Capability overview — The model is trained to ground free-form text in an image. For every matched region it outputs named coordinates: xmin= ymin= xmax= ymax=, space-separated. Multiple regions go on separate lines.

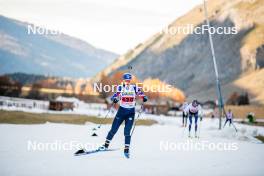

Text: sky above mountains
xmin=0 ymin=0 xmax=201 ymax=54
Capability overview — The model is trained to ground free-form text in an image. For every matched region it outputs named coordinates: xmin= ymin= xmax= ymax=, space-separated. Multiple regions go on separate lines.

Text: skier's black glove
xmin=200 ymin=117 xmax=203 ymax=121
xmin=112 ymin=97 xmax=119 ymax=104
xmin=143 ymin=96 xmax=148 ymax=102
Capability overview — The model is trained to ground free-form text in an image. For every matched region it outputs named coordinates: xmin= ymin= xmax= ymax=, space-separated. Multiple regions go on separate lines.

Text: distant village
xmin=0 ymin=72 xmax=252 ymax=117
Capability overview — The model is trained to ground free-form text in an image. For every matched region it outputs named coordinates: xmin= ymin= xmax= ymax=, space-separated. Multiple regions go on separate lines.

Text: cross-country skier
xmin=184 ymin=100 xmax=202 ymax=138
xmin=223 ymin=109 xmax=233 ymax=127
xmin=99 ymin=73 xmax=148 ymax=158
xmin=181 ymin=102 xmax=188 ymax=127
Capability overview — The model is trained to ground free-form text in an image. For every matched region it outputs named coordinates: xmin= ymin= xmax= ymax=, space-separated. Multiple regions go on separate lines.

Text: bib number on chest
xmin=121 ymin=97 xmax=134 ymax=102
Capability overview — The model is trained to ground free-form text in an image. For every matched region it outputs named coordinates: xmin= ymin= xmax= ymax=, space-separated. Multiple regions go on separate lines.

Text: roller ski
xmin=74 ymin=145 xmax=117 ymax=156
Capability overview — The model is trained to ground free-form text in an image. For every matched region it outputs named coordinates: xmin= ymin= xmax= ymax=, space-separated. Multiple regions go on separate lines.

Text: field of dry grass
xmin=0 ymin=110 xmax=157 ymax=126
xmin=225 ymin=105 xmax=264 ymax=119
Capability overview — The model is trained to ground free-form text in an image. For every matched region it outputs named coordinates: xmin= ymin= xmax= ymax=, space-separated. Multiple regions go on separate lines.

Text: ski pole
xmin=97 ymin=103 xmax=115 ymax=129
xmin=181 ymin=124 xmax=187 ymax=138
xmin=222 ymin=108 xmax=228 ymax=129
xmin=231 ymin=122 xmax=238 ymax=132
xmin=181 ymin=117 xmax=188 ymax=138
xmin=223 ymin=121 xmax=226 ymax=129
xmin=198 ymin=117 xmax=202 ymax=138
xmin=130 ymin=103 xmax=144 ymax=136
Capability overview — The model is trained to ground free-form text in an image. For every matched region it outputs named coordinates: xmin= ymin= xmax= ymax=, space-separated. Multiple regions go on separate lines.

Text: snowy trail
xmin=0 ymin=118 xmax=263 ymax=176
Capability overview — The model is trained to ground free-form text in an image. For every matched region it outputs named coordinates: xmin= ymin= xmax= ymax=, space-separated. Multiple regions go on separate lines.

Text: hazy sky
xmin=0 ymin=0 xmax=202 ymax=54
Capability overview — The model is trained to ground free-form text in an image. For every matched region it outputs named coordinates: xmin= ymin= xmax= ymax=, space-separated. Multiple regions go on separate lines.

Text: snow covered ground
xmin=0 ymin=117 xmax=264 ymax=176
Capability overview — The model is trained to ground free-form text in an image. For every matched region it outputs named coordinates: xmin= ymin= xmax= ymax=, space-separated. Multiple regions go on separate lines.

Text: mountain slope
xmin=96 ymin=0 xmax=264 ymax=104
xmin=0 ymin=15 xmax=118 ymax=78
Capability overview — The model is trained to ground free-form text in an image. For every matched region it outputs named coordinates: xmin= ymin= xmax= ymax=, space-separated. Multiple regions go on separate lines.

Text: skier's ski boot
xmin=98 ymin=140 xmax=110 ymax=151
xmin=188 ymin=132 xmax=191 ymax=138
xmin=124 ymin=147 xmax=130 ymax=159
xmin=195 ymin=132 xmax=198 ymax=138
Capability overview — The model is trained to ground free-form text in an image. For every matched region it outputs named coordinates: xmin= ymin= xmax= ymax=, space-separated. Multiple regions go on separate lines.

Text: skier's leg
xmin=185 ymin=113 xmax=188 ymax=127
xmin=188 ymin=114 xmax=192 ymax=132
xmin=229 ymin=119 xmax=232 ymax=126
xmin=188 ymin=114 xmax=192 ymax=136
xmin=124 ymin=115 xmax=135 ymax=147
xmin=194 ymin=113 xmax=198 ymax=132
xmin=104 ymin=116 xmax=124 ymax=148
xmin=182 ymin=112 xmax=185 ymax=126
xmin=184 ymin=113 xmax=187 ymax=127
xmin=123 ymin=114 xmax=135 ymax=158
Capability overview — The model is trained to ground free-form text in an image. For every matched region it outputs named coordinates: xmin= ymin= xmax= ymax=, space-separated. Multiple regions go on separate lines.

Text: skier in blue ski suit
xmin=184 ymin=100 xmax=202 ymax=137
xmin=100 ymin=73 xmax=148 ymax=158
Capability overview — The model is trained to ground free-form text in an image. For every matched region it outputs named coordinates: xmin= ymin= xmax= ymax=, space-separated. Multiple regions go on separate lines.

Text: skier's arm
xmin=110 ymin=85 xmax=122 ymax=103
xmin=184 ymin=104 xmax=190 ymax=115
xmin=180 ymin=104 xmax=185 ymax=111
xmin=135 ymin=85 xmax=148 ymax=102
